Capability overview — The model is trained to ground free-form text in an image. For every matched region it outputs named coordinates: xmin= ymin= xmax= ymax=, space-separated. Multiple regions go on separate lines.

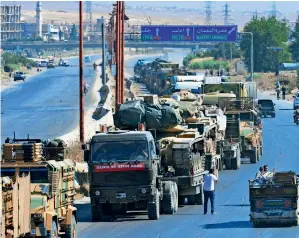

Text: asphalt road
xmin=75 ymin=95 xmax=299 ymax=237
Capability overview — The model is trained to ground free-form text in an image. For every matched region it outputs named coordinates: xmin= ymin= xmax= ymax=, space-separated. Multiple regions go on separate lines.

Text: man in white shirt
xmin=203 ymin=168 xmax=218 ymax=214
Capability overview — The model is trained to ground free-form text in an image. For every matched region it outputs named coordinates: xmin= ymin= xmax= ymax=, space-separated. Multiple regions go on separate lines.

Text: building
xmin=22 ymin=22 xmax=48 ymax=39
xmin=1 ymin=5 xmax=22 ymax=40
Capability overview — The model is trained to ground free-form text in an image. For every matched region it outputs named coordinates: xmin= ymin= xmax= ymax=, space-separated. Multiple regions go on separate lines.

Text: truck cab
xmin=84 ymin=128 xmax=178 ymax=221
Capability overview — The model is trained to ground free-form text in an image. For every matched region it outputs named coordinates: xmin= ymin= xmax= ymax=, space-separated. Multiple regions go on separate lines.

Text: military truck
xmin=1 ymin=174 xmax=31 ymax=238
xmin=249 ymin=171 xmax=299 ymax=227
xmin=1 ymin=136 xmax=77 ymax=238
xmin=218 ymin=97 xmax=263 ymax=164
xmin=83 ymin=126 xmax=179 ymax=221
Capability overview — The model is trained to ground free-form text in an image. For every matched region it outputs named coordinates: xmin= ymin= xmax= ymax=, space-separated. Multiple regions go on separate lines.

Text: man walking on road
xmin=203 ymin=168 xmax=218 ymax=215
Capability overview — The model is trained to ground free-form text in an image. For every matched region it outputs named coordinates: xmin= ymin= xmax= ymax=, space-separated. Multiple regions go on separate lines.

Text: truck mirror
xmin=293 ymin=95 xmax=295 ymax=98
xmin=84 ymin=150 xmax=89 ymax=162
xmin=148 ymin=169 xmax=154 ymax=181
xmin=81 ymin=144 xmax=86 ymax=150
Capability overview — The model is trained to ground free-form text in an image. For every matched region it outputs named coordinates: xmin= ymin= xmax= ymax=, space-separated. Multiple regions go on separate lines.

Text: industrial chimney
xmin=36 ymin=1 xmax=42 ymax=38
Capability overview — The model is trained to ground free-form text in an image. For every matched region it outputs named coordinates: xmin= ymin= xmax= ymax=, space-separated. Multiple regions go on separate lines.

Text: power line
xmin=204 ymin=1 xmax=212 ymax=25
xmin=223 ymin=2 xmax=232 ymax=25
xmin=85 ymin=1 xmax=93 ymax=33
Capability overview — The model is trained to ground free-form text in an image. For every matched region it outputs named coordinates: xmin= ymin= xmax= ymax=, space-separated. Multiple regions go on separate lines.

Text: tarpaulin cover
xmin=114 ymin=100 xmax=182 ymax=129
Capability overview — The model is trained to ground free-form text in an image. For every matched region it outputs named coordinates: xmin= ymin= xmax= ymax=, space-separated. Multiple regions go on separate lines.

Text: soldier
xmin=281 ymin=85 xmax=286 ymax=100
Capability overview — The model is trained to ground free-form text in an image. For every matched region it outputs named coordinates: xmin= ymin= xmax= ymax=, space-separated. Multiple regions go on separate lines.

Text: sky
xmin=4 ymin=1 xmax=299 ymax=15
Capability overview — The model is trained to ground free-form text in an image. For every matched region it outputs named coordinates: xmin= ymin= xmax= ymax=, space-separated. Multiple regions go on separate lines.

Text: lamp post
xmin=239 ymin=32 xmax=253 ymax=81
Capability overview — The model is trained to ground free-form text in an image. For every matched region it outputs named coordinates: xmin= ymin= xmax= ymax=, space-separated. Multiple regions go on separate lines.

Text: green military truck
xmin=83 ymin=127 xmax=179 ymax=221
xmin=1 ymin=137 xmax=77 ymax=237
xmin=249 ymin=171 xmax=299 ymax=227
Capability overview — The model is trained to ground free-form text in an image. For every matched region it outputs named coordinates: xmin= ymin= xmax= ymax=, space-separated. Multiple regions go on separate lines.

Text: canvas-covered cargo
xmin=1 ymin=174 xmax=31 ymax=238
xmin=202 ymin=82 xmax=248 ymax=98
xmin=177 ymin=101 xmax=199 ymax=119
xmin=114 ymin=100 xmax=182 ymax=130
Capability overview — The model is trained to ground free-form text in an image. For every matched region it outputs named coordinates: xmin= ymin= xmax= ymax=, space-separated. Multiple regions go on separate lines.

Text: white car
xmin=293 ymin=92 xmax=299 ymax=109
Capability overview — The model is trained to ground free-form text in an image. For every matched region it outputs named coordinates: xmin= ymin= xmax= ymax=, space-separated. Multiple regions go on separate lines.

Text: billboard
xmin=141 ymin=25 xmax=238 ymax=43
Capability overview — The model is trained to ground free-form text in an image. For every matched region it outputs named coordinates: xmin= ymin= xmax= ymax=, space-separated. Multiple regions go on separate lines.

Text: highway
xmin=1 ymin=51 xmax=187 ymax=143
xmin=75 ymin=95 xmax=299 ymax=237
xmin=1 ymin=55 xmax=101 ymax=142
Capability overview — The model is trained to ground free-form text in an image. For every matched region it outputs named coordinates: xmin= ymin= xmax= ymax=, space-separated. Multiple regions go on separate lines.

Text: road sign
xmin=141 ymin=25 xmax=194 ymax=42
xmin=194 ymin=25 xmax=238 ymax=42
xmin=141 ymin=25 xmax=238 ymax=43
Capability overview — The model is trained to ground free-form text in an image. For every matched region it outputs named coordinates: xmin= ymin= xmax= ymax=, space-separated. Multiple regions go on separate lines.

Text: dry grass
xmin=190 ymin=57 xmax=214 ymax=64
xmin=66 ymin=139 xmax=83 ymax=162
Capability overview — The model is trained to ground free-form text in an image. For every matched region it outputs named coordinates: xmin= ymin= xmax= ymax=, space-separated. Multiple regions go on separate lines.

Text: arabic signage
xmin=94 ymin=163 xmax=145 ymax=172
xmin=141 ymin=25 xmax=194 ymax=42
xmin=141 ymin=25 xmax=238 ymax=42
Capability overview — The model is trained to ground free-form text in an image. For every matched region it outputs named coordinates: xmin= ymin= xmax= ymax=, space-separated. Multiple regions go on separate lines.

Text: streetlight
xmin=239 ymin=32 xmax=253 ymax=81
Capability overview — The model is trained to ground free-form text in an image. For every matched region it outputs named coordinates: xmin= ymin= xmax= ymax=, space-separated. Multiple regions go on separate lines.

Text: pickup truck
xmin=257 ymin=99 xmax=275 ymax=118
xmin=249 ymin=171 xmax=299 ymax=227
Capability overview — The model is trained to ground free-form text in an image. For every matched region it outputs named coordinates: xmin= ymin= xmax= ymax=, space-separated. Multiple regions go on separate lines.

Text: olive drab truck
xmin=1 ymin=136 xmax=77 ymax=238
xmin=249 ymin=171 xmax=299 ymax=227
xmin=218 ymin=97 xmax=263 ymax=164
xmin=83 ymin=125 xmax=179 ymax=221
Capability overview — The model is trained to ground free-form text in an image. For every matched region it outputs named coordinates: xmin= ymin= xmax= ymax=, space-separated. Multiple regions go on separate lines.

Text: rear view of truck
xmin=249 ymin=171 xmax=299 ymax=227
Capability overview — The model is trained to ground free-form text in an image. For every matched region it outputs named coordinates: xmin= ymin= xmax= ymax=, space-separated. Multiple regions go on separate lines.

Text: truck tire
xmin=250 ymin=150 xmax=258 ymax=164
xmin=64 ymin=215 xmax=76 ymax=238
xmin=173 ymin=183 xmax=179 ymax=212
xmin=232 ymin=148 xmax=241 ymax=170
xmin=187 ymin=195 xmax=196 ymax=205
xmin=163 ymin=182 xmax=175 ymax=214
xmin=47 ymin=221 xmax=58 ymax=238
xmin=148 ymin=192 xmax=160 ymax=220
xmin=271 ymin=113 xmax=276 ymax=118
xmin=195 ymin=185 xmax=204 ymax=205
xmin=224 ymin=159 xmax=232 ymax=170
xmin=219 ymin=158 xmax=224 ymax=171
xmin=91 ymin=204 xmax=111 ymax=222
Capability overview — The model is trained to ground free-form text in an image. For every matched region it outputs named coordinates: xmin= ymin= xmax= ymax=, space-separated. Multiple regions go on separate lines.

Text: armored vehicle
xmin=249 ymin=171 xmax=299 ymax=227
xmin=1 ymin=136 xmax=77 ymax=238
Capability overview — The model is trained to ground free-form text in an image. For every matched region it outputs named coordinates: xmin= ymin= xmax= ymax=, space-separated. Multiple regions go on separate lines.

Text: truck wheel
xmin=271 ymin=113 xmax=276 ymax=118
xmin=232 ymin=148 xmax=241 ymax=170
xmin=250 ymin=150 xmax=258 ymax=164
xmin=47 ymin=221 xmax=58 ymax=238
xmin=219 ymin=158 xmax=224 ymax=171
xmin=64 ymin=215 xmax=76 ymax=238
xmin=224 ymin=159 xmax=232 ymax=170
xmin=195 ymin=185 xmax=204 ymax=205
xmin=173 ymin=183 xmax=179 ymax=212
xmin=148 ymin=192 xmax=160 ymax=220
xmin=91 ymin=204 xmax=112 ymax=222
xmin=187 ymin=195 xmax=196 ymax=205
xmin=163 ymin=182 xmax=175 ymax=214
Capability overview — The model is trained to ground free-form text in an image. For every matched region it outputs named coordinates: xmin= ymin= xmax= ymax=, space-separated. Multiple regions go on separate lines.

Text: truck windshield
xmin=1 ymin=167 xmax=48 ymax=183
xmin=91 ymin=141 xmax=148 ymax=162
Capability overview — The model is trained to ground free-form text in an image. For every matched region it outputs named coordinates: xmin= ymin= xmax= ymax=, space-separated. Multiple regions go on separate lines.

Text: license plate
xmin=31 ymin=229 xmax=36 ymax=235
xmin=116 ymin=193 xmax=126 ymax=199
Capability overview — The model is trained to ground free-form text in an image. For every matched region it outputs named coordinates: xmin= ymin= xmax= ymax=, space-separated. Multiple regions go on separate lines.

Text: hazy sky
xmin=5 ymin=1 xmax=299 ymax=15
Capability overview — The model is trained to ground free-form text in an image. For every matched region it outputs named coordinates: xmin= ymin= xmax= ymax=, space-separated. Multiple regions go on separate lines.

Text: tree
xmin=70 ymin=24 xmax=78 ymax=40
xmin=240 ymin=16 xmax=290 ymax=73
xmin=290 ymin=23 xmax=299 ymax=62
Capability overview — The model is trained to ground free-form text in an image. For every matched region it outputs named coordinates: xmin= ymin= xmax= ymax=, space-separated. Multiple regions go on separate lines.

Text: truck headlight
xmin=141 ymin=188 xmax=147 ymax=194
xmin=95 ymin=190 xmax=100 ymax=196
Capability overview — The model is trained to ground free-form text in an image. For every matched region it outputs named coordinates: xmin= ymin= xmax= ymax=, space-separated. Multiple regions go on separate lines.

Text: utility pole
xmin=101 ymin=21 xmax=106 ymax=84
xmin=204 ymin=1 xmax=212 ymax=25
xmin=120 ymin=1 xmax=125 ymax=104
xmin=115 ymin=2 xmax=120 ymax=110
xmin=79 ymin=1 xmax=84 ymax=143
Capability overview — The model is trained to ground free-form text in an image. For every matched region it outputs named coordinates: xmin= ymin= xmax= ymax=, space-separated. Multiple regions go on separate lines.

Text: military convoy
xmin=1 ymin=136 xmax=77 ymax=238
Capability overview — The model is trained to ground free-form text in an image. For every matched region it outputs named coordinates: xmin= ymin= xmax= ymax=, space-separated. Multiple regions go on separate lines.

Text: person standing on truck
xmin=203 ymin=168 xmax=218 ymax=215
xmin=255 ymin=167 xmax=264 ymax=179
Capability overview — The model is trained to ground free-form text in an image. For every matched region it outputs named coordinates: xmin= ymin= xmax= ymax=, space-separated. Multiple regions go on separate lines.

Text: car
xmin=47 ymin=63 xmax=55 ymax=69
xmin=293 ymin=92 xmax=299 ymax=109
xmin=13 ymin=72 xmax=26 ymax=81
xmin=257 ymin=99 xmax=275 ymax=118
